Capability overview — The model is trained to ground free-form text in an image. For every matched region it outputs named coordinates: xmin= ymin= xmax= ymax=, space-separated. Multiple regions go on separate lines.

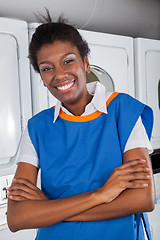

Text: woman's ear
xmin=84 ymin=56 xmax=90 ymax=74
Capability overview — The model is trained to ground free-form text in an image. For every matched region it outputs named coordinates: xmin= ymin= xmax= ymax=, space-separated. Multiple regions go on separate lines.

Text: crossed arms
xmin=7 ymin=148 xmax=155 ymax=232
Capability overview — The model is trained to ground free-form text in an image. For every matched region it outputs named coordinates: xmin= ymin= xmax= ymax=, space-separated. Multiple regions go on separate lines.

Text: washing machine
xmin=29 ymin=23 xmax=135 ymax=115
xmin=134 ymin=38 xmax=160 ymax=240
xmin=0 ymin=17 xmax=36 ymax=239
xmin=79 ymin=29 xmax=135 ymax=95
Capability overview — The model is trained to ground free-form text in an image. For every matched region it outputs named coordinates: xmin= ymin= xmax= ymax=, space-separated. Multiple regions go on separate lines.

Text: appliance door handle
xmin=159 ymin=79 xmax=160 ymax=110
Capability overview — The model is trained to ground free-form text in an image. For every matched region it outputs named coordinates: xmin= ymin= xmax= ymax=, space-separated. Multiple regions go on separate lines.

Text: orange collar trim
xmin=58 ymin=92 xmax=119 ymax=122
xmin=59 ymin=109 xmax=103 ymax=122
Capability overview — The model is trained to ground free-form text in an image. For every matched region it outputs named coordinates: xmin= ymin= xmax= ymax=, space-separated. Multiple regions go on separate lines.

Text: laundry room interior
xmin=0 ymin=0 xmax=160 ymax=239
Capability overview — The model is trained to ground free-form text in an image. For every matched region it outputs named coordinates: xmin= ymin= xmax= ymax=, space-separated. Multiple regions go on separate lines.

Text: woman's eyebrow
xmin=39 ymin=53 xmax=76 ymax=66
xmin=39 ymin=61 xmax=51 ymax=66
xmin=63 ymin=53 xmax=75 ymax=58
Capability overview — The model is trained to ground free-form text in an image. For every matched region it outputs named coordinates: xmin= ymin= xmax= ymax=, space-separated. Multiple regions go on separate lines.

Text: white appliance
xmin=134 ymin=38 xmax=160 ymax=240
xmin=79 ymin=29 xmax=135 ymax=95
xmin=29 ymin=23 xmax=135 ymax=115
xmin=134 ymin=38 xmax=160 ymax=150
xmin=0 ymin=17 xmax=36 ymax=239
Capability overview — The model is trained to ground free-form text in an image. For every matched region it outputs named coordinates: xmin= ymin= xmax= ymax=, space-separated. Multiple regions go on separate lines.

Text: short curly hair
xmin=29 ymin=12 xmax=90 ymax=73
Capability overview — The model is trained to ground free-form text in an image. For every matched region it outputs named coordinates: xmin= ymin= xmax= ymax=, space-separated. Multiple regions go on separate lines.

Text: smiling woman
xmin=7 ymin=12 xmax=155 ymax=240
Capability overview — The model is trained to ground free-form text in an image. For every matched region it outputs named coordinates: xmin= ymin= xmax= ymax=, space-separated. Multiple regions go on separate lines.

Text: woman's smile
xmin=55 ymin=80 xmax=75 ymax=91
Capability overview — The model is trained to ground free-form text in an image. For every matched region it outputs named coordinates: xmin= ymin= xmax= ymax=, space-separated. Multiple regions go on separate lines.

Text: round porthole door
xmin=86 ymin=65 xmax=115 ymax=92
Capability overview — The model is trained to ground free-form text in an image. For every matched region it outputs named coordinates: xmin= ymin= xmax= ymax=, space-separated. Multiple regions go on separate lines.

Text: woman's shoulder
xmin=106 ymin=92 xmax=139 ymax=107
xmin=107 ymin=92 xmax=144 ymax=107
xmin=28 ymin=106 xmax=55 ymax=126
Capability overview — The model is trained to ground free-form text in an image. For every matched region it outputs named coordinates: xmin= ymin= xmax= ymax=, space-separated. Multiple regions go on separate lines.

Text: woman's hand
xmin=7 ymin=178 xmax=48 ymax=201
xmin=95 ymin=159 xmax=151 ymax=204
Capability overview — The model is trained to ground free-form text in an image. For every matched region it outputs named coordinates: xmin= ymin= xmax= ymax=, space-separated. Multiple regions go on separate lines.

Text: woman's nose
xmin=55 ymin=66 xmax=68 ymax=81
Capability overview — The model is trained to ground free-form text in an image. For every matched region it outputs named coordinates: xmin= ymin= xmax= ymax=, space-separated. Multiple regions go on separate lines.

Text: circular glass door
xmin=86 ymin=65 xmax=114 ymax=92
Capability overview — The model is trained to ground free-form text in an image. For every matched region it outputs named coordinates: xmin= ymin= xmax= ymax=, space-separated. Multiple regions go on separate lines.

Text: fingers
xmin=113 ymin=165 xmax=150 ymax=178
xmin=126 ymin=181 xmax=149 ymax=189
xmin=111 ymin=159 xmax=151 ymax=188
xmin=7 ymin=193 xmax=29 ymax=201
xmin=7 ymin=178 xmax=48 ymax=201
xmin=123 ymin=172 xmax=151 ymax=182
xmin=8 ymin=187 xmax=36 ymax=201
xmin=118 ymin=159 xmax=146 ymax=170
xmin=9 ymin=180 xmax=36 ymax=194
xmin=114 ymin=174 xmax=150 ymax=191
xmin=7 ymin=178 xmax=36 ymax=200
xmin=113 ymin=158 xmax=151 ymax=178
xmin=12 ymin=178 xmax=38 ymax=190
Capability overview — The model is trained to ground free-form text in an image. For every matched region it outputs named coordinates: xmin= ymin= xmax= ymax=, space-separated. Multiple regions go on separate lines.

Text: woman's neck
xmin=62 ymin=92 xmax=93 ymax=116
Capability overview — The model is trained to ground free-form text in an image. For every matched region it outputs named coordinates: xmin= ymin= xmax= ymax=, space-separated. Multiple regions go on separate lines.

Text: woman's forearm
xmin=7 ymin=190 xmax=99 ymax=232
xmin=65 ymin=186 xmax=155 ymax=222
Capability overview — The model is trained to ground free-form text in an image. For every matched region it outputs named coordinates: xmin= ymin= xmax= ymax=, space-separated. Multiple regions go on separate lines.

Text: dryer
xmin=79 ymin=29 xmax=135 ymax=96
xmin=134 ymin=38 xmax=160 ymax=240
xmin=29 ymin=23 xmax=135 ymax=115
xmin=0 ymin=17 xmax=36 ymax=239
xmin=134 ymin=38 xmax=160 ymax=150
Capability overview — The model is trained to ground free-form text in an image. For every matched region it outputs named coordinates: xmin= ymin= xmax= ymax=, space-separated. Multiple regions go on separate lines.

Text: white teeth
xmin=57 ymin=81 xmax=74 ymax=91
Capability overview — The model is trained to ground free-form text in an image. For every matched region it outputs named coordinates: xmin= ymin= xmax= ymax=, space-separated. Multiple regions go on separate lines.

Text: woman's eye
xmin=41 ymin=66 xmax=53 ymax=72
xmin=63 ymin=59 xmax=74 ymax=65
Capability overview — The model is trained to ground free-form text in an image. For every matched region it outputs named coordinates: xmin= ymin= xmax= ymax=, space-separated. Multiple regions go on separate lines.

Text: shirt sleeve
xmin=17 ymin=127 xmax=40 ymax=168
xmin=124 ymin=116 xmax=153 ymax=154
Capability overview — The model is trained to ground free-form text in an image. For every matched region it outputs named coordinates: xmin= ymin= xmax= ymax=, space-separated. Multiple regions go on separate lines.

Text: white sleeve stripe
xmin=17 ymin=154 xmax=40 ymax=168
xmin=17 ymin=127 xmax=40 ymax=168
xmin=124 ymin=116 xmax=153 ymax=154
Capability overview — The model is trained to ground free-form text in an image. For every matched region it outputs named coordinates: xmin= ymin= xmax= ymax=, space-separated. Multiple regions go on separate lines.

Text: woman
xmin=7 ymin=15 xmax=155 ymax=240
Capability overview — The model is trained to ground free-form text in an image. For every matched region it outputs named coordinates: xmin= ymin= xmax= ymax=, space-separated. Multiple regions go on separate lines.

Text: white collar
xmin=53 ymin=81 xmax=108 ymax=123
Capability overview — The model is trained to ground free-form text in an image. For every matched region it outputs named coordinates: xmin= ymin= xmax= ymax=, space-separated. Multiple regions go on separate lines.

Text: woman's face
xmin=36 ymin=40 xmax=90 ymax=106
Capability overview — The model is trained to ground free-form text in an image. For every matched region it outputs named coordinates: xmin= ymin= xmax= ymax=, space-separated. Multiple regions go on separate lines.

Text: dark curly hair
xmin=29 ymin=10 xmax=90 ymax=73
